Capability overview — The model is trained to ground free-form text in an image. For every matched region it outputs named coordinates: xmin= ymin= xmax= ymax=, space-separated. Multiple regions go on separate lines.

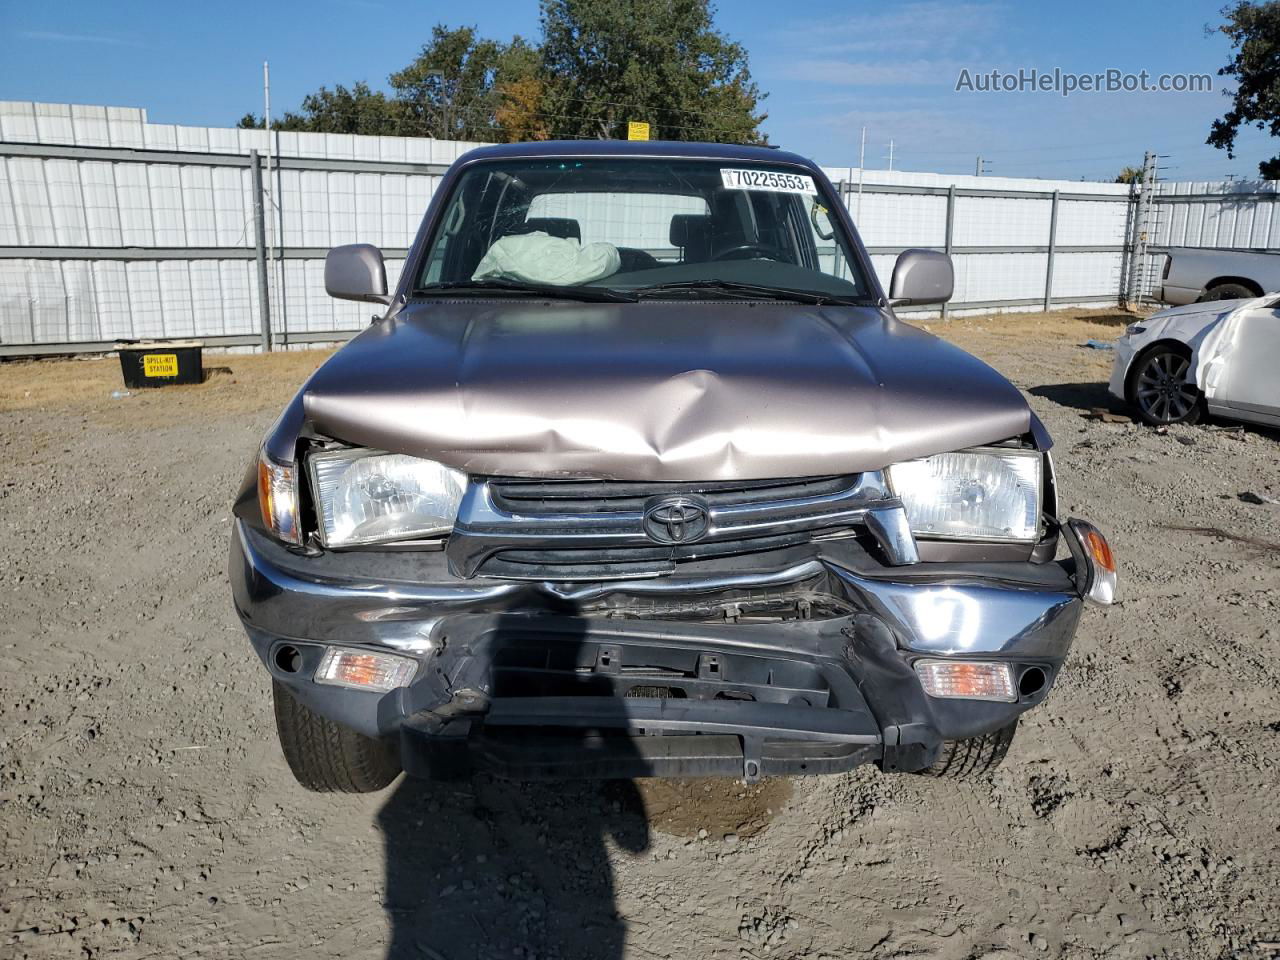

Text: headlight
xmin=1125 ymin=322 xmax=1147 ymax=336
xmin=308 ymin=448 xmax=467 ymax=547
xmin=887 ymin=447 xmax=1042 ymax=543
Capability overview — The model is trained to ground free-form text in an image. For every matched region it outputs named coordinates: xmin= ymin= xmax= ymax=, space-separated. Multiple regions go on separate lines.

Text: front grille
xmin=447 ymin=472 xmax=900 ymax=580
xmin=490 ymin=475 xmax=856 ymax=514
xmin=477 ymin=533 xmax=819 ymax=580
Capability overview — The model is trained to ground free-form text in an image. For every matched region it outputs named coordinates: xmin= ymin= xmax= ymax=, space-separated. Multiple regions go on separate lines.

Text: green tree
xmin=238 ymin=6 xmax=767 ymax=144
xmin=538 ymin=0 xmax=766 ymax=142
xmin=1114 ymin=165 xmax=1145 ymax=184
xmin=496 ymin=74 xmax=552 ymax=141
xmin=1208 ymin=1 xmax=1280 ymax=178
xmin=237 ymin=82 xmax=403 ymax=135
xmin=389 ymin=26 xmax=538 ymax=140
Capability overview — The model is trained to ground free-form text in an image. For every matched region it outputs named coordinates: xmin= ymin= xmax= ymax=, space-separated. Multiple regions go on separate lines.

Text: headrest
xmin=669 ymin=214 xmax=711 ymax=248
xmin=523 ymin=217 xmax=581 ymax=241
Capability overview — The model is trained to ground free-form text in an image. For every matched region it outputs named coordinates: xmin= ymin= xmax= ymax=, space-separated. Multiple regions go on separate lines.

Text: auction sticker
xmin=720 ymin=169 xmax=817 ymax=194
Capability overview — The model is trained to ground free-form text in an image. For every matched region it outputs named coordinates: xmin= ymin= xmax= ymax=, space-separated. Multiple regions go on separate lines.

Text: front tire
xmin=918 ymin=720 xmax=1018 ymax=780
xmin=1126 ymin=344 xmax=1203 ymax=426
xmin=272 ymin=680 xmax=402 ymax=793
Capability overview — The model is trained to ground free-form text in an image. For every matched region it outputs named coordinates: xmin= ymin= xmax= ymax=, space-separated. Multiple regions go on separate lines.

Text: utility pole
xmin=250 ymin=150 xmax=271 ymax=352
xmin=887 ymin=139 xmax=895 ymax=172
xmin=856 ymin=125 xmax=866 ymax=221
xmin=975 ymin=156 xmax=992 ymax=176
xmin=264 ymin=61 xmax=285 ymax=345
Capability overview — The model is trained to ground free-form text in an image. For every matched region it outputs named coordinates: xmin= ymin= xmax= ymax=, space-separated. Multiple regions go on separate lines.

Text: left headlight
xmin=886 ymin=447 xmax=1042 ymax=543
xmin=309 ymin=448 xmax=468 ymax=547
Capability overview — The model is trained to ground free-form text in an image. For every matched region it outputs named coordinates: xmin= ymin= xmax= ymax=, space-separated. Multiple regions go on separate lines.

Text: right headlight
xmin=308 ymin=448 xmax=468 ymax=547
xmin=886 ymin=447 xmax=1042 ymax=543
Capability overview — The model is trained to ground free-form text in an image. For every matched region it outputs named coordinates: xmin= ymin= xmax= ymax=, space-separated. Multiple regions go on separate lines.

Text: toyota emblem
xmin=642 ymin=496 xmax=710 ymax=544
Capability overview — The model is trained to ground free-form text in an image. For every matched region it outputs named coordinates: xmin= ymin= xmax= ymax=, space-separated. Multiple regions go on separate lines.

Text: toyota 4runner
xmin=230 ymin=140 xmax=1116 ymax=792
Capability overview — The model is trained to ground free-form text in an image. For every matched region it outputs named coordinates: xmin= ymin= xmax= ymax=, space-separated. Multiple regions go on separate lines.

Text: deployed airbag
xmin=472 ymin=231 xmax=620 ymax=286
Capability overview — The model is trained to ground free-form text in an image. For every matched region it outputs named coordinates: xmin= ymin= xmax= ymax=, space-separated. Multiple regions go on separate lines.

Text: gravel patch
xmin=2 ymin=308 xmax=1278 ymax=959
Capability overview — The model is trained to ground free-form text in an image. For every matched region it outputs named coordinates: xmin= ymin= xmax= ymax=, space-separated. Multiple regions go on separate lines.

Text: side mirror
xmin=888 ymin=249 xmax=953 ymax=306
xmin=325 ymin=243 xmax=389 ymax=304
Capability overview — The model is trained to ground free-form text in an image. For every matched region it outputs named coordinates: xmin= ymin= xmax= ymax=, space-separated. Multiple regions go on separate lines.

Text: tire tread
xmin=272 ymin=680 xmax=401 ymax=793
xmin=920 ymin=720 xmax=1018 ymax=780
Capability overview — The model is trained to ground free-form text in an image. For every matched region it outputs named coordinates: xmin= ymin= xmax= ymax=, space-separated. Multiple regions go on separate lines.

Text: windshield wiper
xmin=413 ymin=279 xmax=636 ymax=303
xmin=631 ymin=279 xmax=868 ymax=305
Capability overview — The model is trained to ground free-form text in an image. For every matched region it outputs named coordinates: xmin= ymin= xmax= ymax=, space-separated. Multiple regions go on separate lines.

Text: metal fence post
xmin=250 ymin=149 xmax=272 ymax=352
xmin=1043 ymin=189 xmax=1059 ymax=312
xmin=942 ymin=184 xmax=956 ymax=321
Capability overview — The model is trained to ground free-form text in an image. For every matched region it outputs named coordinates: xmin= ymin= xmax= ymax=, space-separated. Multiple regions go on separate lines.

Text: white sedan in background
xmin=1109 ymin=296 xmax=1280 ymax=427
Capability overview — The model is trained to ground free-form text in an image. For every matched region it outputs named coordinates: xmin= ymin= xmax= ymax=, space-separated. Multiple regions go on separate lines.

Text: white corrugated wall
xmin=3 ymin=100 xmax=1267 ymax=351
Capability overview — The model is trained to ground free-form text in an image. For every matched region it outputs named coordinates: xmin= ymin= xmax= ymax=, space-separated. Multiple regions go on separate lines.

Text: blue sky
xmin=0 ymin=0 xmax=1273 ymax=181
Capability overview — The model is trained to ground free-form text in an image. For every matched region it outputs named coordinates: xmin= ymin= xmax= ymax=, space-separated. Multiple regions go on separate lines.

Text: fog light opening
xmin=1018 ymin=666 xmax=1047 ymax=698
xmin=274 ymin=645 xmax=303 ymax=674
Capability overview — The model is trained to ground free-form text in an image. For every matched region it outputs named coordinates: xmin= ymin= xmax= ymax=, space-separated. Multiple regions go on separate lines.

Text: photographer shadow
xmin=378 ymin=612 xmax=652 ymax=960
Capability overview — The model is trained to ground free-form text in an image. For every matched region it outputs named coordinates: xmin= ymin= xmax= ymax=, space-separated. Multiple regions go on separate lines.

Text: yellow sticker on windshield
xmin=720 ymin=169 xmax=817 ymax=194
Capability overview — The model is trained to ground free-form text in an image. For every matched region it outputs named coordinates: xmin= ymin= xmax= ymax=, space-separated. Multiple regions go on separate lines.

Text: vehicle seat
xmin=669 ymin=214 xmax=713 ymax=263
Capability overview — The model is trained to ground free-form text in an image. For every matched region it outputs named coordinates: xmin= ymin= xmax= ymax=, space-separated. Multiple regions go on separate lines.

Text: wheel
xmin=918 ymin=720 xmax=1018 ymax=780
xmin=1197 ymin=281 xmax=1255 ymax=302
xmin=1126 ymin=344 xmax=1203 ymax=426
xmin=272 ymin=680 xmax=402 ymax=792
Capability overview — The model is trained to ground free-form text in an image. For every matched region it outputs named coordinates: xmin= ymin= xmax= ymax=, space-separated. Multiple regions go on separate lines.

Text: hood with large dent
xmin=299 ymin=301 xmax=1032 ymax=480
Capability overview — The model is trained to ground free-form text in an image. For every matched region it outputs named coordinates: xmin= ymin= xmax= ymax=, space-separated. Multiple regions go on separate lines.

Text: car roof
xmin=454 ymin=139 xmax=819 ymax=172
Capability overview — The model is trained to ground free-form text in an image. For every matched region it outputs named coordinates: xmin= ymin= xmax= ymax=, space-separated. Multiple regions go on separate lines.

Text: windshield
xmin=413 ymin=158 xmax=872 ymax=303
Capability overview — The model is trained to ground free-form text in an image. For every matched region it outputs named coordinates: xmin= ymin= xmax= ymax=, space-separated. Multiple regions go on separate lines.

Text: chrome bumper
xmin=231 ymin=519 xmax=1087 ymax=661
xmin=232 ymin=507 xmax=1111 ymax=778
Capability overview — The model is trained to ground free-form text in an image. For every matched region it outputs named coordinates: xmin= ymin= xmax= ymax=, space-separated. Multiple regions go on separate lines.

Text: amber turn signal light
xmin=258 ymin=451 xmax=300 ymax=545
xmin=1083 ymin=528 xmax=1115 ymax=573
xmin=1066 ymin=519 xmax=1117 ymax=605
xmin=915 ymin=659 xmax=1017 ymax=702
xmin=314 ymin=647 xmax=417 ymax=693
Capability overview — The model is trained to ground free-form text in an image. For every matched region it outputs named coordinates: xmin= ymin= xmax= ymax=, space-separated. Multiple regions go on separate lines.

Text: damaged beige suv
xmin=230 ymin=140 xmax=1116 ymax=792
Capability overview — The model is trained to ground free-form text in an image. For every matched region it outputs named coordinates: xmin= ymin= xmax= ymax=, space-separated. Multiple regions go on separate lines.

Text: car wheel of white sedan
xmin=1127 ymin=345 xmax=1203 ymax=426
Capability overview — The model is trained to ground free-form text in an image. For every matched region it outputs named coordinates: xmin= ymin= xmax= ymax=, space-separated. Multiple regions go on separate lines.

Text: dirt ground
xmin=2 ymin=308 xmax=1279 ymax=960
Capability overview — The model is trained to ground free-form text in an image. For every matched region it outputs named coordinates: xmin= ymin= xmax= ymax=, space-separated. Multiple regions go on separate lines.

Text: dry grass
xmin=928 ymin=307 xmax=1142 ymax=392
xmin=934 ymin=306 xmax=1138 ymax=344
xmin=0 ymin=348 xmax=334 ymax=427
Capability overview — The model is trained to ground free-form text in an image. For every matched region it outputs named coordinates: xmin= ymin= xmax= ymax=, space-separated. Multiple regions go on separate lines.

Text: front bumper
xmin=231 ymin=519 xmax=1100 ymax=780
xmin=1108 ymin=335 xmax=1138 ymax=402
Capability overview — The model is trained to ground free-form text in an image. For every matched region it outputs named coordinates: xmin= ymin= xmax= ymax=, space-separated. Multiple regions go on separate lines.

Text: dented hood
xmin=300 ymin=301 xmax=1032 ymax=480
